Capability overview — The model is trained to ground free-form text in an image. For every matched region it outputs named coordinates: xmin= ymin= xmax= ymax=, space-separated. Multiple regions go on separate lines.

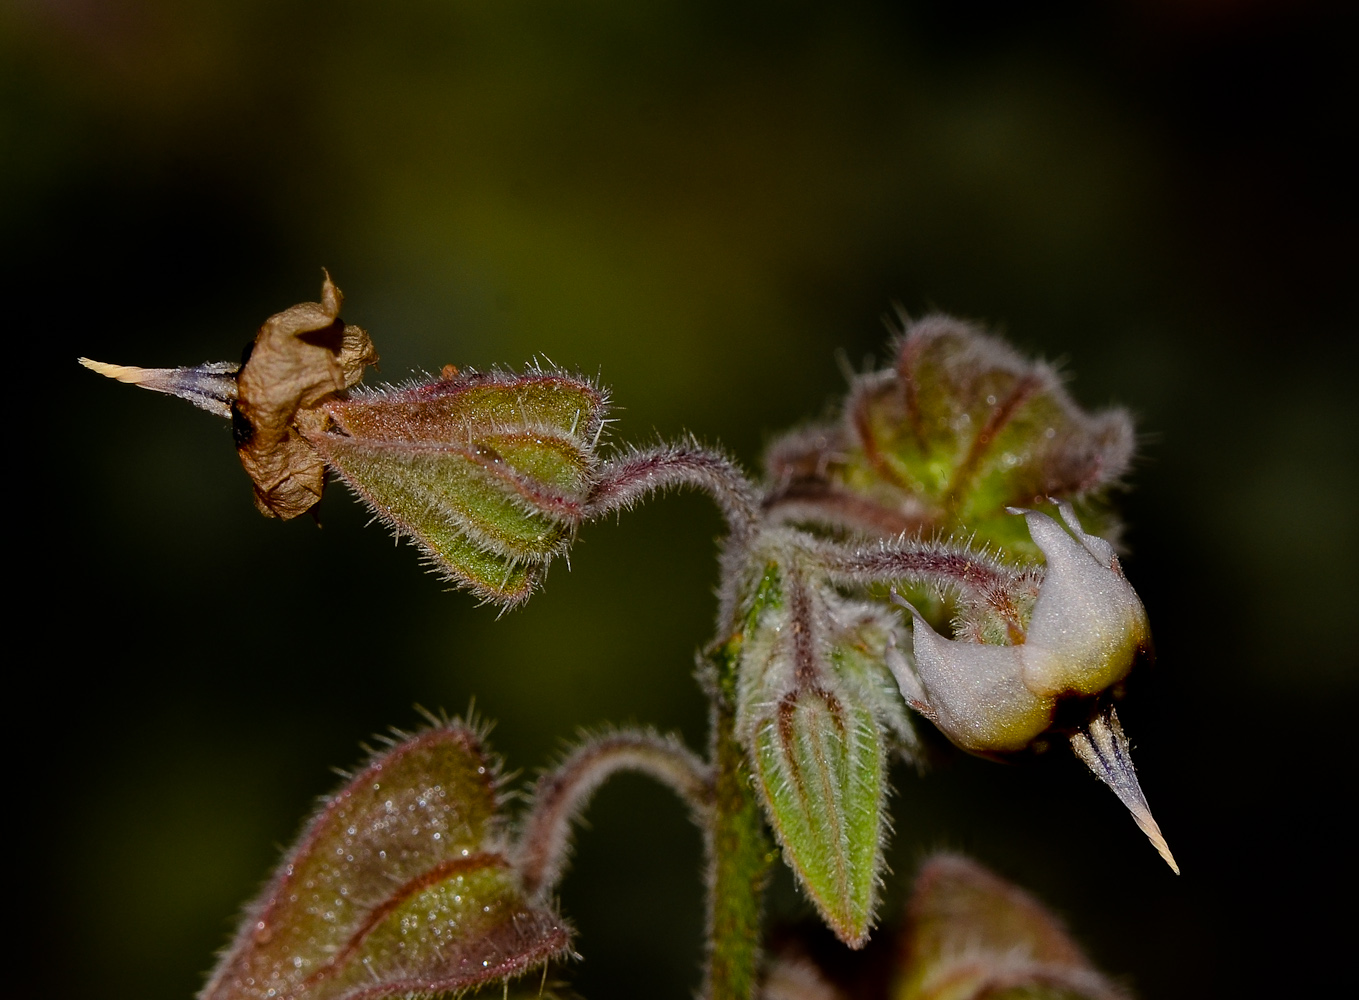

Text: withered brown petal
xmin=233 ymin=274 xmax=376 ymax=519
xmin=201 ymin=724 xmax=571 ymax=1000
xmin=338 ymin=322 xmax=379 ymax=389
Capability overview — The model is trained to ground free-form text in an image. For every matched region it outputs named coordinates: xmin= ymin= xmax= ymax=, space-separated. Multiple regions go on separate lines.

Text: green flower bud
xmin=202 ymin=722 xmax=571 ymax=1000
xmin=309 ymin=365 xmax=606 ymax=606
xmin=737 ymin=567 xmax=913 ymax=947
xmin=764 ymin=315 xmax=1133 ymax=561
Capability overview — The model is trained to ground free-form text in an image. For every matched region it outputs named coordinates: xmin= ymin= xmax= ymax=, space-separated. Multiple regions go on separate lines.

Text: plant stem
xmin=702 ymin=640 xmax=774 ymax=1000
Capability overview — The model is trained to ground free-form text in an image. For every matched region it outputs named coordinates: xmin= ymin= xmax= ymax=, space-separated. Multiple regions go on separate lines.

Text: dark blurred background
xmin=6 ymin=1 xmax=1353 ymax=997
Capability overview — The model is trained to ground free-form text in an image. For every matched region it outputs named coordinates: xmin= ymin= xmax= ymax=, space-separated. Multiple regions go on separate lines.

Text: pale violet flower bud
xmin=889 ymin=502 xmax=1149 ymax=755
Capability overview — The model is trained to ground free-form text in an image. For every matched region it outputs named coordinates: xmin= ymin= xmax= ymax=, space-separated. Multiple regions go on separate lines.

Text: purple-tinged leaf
xmin=894 ymin=854 xmax=1132 ymax=1000
xmin=201 ymin=723 xmax=570 ymax=1000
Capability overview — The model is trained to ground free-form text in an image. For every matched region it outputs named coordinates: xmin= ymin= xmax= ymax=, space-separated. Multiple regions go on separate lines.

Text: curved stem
xmin=516 ymin=728 xmax=713 ymax=899
xmin=586 ymin=441 xmax=760 ymax=541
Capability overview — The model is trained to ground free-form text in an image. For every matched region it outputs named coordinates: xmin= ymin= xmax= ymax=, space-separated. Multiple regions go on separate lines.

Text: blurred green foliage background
xmin=6 ymin=1 xmax=1352 ymax=997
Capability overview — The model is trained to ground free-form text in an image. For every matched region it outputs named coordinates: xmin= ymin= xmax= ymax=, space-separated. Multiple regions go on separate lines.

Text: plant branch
xmin=761 ymin=479 xmax=934 ymax=537
xmin=516 ymin=728 xmax=713 ymax=899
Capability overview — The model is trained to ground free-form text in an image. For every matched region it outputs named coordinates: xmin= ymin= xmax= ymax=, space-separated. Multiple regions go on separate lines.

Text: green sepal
xmin=752 ymin=685 xmax=885 ymax=948
xmin=736 ymin=569 xmax=898 ymax=948
xmin=310 ymin=370 xmax=606 ymax=606
xmin=766 ymin=317 xmax=1131 ymax=562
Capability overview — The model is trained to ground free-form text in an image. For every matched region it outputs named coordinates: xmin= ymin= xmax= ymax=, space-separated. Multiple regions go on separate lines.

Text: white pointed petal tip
xmin=79 ymin=357 xmax=240 ymax=418
xmin=888 ymin=590 xmax=922 ymax=618
xmin=1070 ymin=708 xmax=1180 ymax=875
xmin=1128 ymin=797 xmax=1180 ymax=875
xmin=79 ymin=357 xmax=159 ymax=384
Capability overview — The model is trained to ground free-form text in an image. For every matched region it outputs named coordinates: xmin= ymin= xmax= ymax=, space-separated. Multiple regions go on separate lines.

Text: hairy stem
xmin=586 ymin=441 xmax=760 ymax=540
xmin=813 ymin=534 xmax=1038 ymax=634
xmin=517 ymin=729 xmax=713 ymax=899
xmin=702 ymin=641 xmax=775 ymax=1000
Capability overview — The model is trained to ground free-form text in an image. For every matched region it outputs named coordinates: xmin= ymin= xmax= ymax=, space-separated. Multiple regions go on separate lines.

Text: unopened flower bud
xmin=737 ymin=567 xmax=913 ymax=946
xmin=310 ymin=365 xmax=606 ymax=605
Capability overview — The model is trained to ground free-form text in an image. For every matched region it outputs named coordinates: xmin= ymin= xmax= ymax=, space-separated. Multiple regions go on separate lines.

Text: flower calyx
xmin=201 ymin=720 xmax=573 ymax=1000
xmin=763 ymin=314 xmax=1133 ymax=562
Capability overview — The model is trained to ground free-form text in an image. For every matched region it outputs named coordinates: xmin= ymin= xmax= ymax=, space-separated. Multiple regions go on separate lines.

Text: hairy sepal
xmin=201 ymin=722 xmax=571 ymax=1000
xmin=753 ymin=687 xmax=884 ymax=948
xmin=764 ymin=314 xmax=1132 ymax=561
xmin=737 ymin=570 xmax=896 ymax=948
xmin=310 ymin=368 xmax=607 ymax=607
xmin=894 ymin=854 xmax=1130 ymax=1000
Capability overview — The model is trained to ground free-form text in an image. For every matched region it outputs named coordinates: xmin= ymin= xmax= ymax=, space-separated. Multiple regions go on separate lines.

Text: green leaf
xmin=202 ymin=723 xmax=571 ymax=1000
